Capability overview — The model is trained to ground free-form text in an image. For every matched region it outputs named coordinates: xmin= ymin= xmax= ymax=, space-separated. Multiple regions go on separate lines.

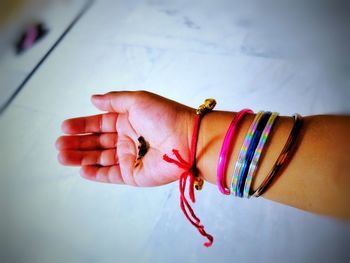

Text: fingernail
xmin=61 ymin=120 xmax=69 ymax=133
xmin=57 ymin=152 xmax=65 ymax=165
xmin=92 ymin=94 xmax=103 ymax=99
xmin=55 ymin=137 xmax=62 ymax=150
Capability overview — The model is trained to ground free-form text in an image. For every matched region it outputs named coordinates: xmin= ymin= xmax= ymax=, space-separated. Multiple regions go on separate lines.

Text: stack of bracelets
xmin=164 ymin=99 xmax=303 ymax=247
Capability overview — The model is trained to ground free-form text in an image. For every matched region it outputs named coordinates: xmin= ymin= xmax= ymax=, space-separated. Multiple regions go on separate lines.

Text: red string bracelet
xmin=163 ymin=99 xmax=216 ymax=247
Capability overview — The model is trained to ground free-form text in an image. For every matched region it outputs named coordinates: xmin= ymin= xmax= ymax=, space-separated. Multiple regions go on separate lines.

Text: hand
xmin=56 ymin=91 xmax=195 ymax=186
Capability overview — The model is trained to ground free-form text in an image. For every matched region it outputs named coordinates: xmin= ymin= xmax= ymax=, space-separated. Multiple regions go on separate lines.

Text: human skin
xmin=56 ymin=90 xmax=350 ymax=220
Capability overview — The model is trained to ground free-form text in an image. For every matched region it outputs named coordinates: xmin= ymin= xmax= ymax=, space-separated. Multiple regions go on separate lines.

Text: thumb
xmin=91 ymin=91 xmax=137 ymax=113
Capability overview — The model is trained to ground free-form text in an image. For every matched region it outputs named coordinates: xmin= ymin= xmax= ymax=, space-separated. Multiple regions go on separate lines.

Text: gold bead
xmin=194 ymin=177 xmax=204 ymax=190
xmin=196 ymin=98 xmax=216 ymax=115
xmin=203 ymin=98 xmax=216 ymax=110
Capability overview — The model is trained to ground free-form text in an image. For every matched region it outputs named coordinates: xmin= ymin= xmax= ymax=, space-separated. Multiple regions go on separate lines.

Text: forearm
xmin=196 ymin=111 xmax=350 ymax=220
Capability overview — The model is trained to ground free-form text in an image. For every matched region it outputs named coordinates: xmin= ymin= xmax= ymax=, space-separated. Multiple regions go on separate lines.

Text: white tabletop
xmin=1 ymin=0 xmax=349 ymax=262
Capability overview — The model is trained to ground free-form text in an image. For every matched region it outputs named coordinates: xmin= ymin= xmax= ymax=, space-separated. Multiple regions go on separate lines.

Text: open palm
xmin=56 ymin=91 xmax=194 ymax=186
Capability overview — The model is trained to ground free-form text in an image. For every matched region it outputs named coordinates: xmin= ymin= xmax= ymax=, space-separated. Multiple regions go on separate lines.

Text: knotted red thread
xmin=163 ymin=114 xmax=214 ymax=247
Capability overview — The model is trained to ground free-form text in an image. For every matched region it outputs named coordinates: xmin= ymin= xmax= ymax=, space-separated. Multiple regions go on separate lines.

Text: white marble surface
xmin=1 ymin=0 xmax=350 ymax=262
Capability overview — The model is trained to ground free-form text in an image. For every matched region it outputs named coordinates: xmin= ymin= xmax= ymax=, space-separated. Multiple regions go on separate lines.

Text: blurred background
xmin=0 ymin=0 xmax=349 ymax=262
xmin=0 ymin=0 xmax=91 ymax=111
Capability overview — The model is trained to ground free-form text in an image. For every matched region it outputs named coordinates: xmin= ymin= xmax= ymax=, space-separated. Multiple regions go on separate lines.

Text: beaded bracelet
xmin=217 ymin=109 xmax=253 ymax=195
xmin=250 ymin=114 xmax=303 ymax=197
xmin=236 ymin=112 xmax=272 ymax=197
xmin=231 ymin=111 xmax=264 ymax=196
xmin=243 ymin=112 xmax=279 ymax=198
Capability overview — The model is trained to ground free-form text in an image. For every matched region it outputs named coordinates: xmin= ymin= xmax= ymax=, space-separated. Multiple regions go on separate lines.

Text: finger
xmin=116 ymin=136 xmax=137 ymax=186
xmin=61 ymin=112 xmax=118 ymax=134
xmin=58 ymin=149 xmax=118 ymax=166
xmin=118 ymin=153 xmax=137 ymax=186
xmin=91 ymin=91 xmax=142 ymax=113
xmin=80 ymin=165 xmax=124 ymax=184
xmin=56 ymin=133 xmax=117 ymax=150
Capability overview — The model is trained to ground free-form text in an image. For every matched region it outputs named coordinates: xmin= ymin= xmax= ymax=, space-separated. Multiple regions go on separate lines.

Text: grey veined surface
xmin=0 ymin=0 xmax=349 ymax=263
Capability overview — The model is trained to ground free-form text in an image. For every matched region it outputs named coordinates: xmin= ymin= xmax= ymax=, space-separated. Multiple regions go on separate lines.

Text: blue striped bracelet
xmin=236 ymin=111 xmax=272 ymax=197
xmin=243 ymin=112 xmax=279 ymax=198
xmin=231 ymin=112 xmax=264 ymax=196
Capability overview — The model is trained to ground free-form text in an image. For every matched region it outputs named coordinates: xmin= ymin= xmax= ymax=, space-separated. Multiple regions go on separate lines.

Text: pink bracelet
xmin=217 ymin=109 xmax=253 ymax=195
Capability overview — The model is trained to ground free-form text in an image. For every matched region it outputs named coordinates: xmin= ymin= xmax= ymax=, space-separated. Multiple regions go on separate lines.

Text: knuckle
xmin=134 ymin=90 xmax=149 ymax=97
